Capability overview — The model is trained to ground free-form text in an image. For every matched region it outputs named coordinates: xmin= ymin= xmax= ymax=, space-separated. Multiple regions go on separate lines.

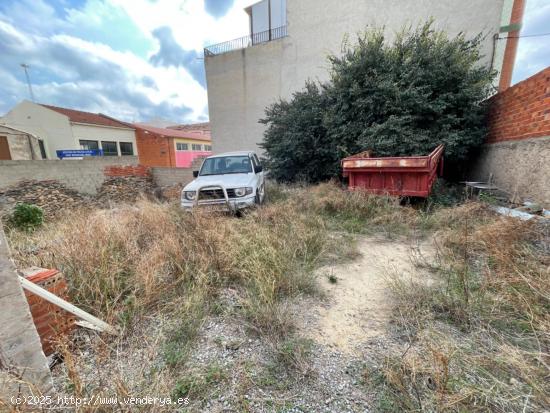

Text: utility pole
xmin=20 ymin=63 xmax=35 ymax=102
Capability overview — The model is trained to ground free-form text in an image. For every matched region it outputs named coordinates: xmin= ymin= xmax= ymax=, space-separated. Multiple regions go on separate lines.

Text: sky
xmin=0 ymin=0 xmax=549 ymax=124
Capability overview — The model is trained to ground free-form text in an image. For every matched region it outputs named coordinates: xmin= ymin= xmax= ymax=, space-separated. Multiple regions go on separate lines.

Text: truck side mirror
xmin=193 ymin=170 xmax=199 ymax=178
xmin=255 ymin=165 xmax=263 ymax=173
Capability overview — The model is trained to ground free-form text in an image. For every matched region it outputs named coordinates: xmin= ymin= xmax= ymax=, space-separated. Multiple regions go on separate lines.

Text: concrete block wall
xmin=0 ymin=157 xmax=138 ymax=195
xmin=151 ymin=167 xmax=194 ymax=187
xmin=151 ymin=157 xmax=205 ymax=188
xmin=471 ymin=66 xmax=550 ymax=205
xmin=0 ymin=224 xmax=52 ymax=399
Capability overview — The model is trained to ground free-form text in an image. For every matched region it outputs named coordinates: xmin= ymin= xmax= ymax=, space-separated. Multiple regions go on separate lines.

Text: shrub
xmin=261 ymin=22 xmax=495 ymax=182
xmin=260 ymin=82 xmax=337 ymax=183
xmin=8 ymin=203 xmax=44 ymax=231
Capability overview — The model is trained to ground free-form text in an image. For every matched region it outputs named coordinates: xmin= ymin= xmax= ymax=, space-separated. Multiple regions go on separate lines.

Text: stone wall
xmin=0 ymin=157 xmax=139 ymax=195
xmin=471 ymin=136 xmax=550 ymax=205
xmin=0 ymin=223 xmax=52 ymax=399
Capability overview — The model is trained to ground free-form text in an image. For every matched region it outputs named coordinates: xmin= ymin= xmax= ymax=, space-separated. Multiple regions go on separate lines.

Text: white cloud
xmin=513 ymin=0 xmax=550 ymax=83
xmin=112 ymin=0 xmax=252 ymax=51
xmin=0 ymin=0 xmax=261 ymax=122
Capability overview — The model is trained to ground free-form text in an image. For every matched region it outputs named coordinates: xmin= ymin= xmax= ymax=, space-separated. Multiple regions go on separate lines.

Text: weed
xmin=7 ymin=203 xmax=44 ymax=231
xmin=328 ymin=273 xmax=338 ymax=284
xmin=172 ymin=363 xmax=228 ymax=400
xmin=274 ymin=336 xmax=314 ymax=376
xmin=377 ymin=205 xmax=550 ymax=411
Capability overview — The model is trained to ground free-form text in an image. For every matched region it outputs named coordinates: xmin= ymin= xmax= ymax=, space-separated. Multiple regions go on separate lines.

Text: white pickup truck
xmin=180 ymin=151 xmax=266 ymax=211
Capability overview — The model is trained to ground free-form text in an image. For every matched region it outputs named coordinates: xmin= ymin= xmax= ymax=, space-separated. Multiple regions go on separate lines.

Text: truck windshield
xmin=200 ymin=156 xmax=252 ymax=176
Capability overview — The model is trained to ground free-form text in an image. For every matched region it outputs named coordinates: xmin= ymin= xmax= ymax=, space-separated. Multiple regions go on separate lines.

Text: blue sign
xmin=56 ymin=149 xmax=104 ymax=159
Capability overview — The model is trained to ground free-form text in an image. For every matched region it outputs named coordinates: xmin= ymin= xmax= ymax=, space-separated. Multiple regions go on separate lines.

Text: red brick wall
xmin=135 ymin=128 xmax=175 ymax=167
xmin=104 ymin=164 xmax=151 ymax=177
xmin=24 ymin=269 xmax=75 ymax=356
xmin=487 ymin=66 xmax=550 ymax=144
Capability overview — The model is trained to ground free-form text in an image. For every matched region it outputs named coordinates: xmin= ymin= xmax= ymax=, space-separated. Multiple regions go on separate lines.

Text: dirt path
xmin=305 ymin=235 xmax=434 ymax=354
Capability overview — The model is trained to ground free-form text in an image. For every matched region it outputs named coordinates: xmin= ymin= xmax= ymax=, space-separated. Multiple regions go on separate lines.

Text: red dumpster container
xmin=341 ymin=145 xmax=444 ymax=198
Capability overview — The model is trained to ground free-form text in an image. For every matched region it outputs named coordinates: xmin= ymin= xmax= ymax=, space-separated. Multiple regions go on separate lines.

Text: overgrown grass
xmin=374 ymin=203 xmax=550 ymax=412
xmin=7 ymin=193 xmax=331 ymax=407
xmin=9 ymin=181 xmax=522 ymax=410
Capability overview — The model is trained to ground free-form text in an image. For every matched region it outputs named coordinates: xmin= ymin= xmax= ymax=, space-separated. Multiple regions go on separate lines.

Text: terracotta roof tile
xmin=40 ymin=104 xmax=133 ymax=129
xmin=134 ymin=123 xmax=212 ymax=142
xmin=168 ymin=122 xmax=210 ymax=133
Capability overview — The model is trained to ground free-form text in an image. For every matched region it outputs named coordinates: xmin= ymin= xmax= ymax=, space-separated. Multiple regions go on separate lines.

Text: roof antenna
xmin=20 ymin=63 xmax=36 ymax=102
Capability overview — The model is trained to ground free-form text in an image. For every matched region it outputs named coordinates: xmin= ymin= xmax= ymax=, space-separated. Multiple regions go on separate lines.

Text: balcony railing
xmin=204 ymin=26 xmax=287 ymax=56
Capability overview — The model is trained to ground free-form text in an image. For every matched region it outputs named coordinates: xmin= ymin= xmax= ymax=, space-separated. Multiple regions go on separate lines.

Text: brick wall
xmin=104 ymin=164 xmax=150 ymax=177
xmin=135 ymin=129 xmax=175 ymax=167
xmin=470 ymin=66 xmax=550 ymax=205
xmin=487 ymin=66 xmax=550 ymax=143
xmin=0 ymin=157 xmax=138 ymax=194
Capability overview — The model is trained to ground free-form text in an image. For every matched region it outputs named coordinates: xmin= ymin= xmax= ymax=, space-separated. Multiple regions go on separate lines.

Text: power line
xmin=498 ymin=32 xmax=550 ymax=40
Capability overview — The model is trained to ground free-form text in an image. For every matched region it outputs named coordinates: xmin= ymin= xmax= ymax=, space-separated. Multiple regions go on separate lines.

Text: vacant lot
xmin=6 ymin=183 xmax=549 ymax=412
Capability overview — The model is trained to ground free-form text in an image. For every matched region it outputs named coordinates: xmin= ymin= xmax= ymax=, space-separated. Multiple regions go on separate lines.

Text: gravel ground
xmin=49 ymin=235 xmax=430 ymax=412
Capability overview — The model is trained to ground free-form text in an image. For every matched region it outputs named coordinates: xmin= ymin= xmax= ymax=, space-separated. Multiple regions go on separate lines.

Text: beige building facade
xmin=1 ymin=101 xmax=137 ymax=159
xmin=205 ymin=0 xmax=522 ymax=154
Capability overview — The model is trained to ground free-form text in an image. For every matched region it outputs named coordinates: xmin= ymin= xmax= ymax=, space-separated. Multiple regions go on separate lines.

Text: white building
xmin=1 ymin=101 xmax=137 ymax=159
xmin=205 ymin=0 xmax=524 ymax=154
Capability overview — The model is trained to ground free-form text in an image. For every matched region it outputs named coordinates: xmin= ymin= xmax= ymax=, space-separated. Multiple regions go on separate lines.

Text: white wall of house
xmin=71 ymin=124 xmax=137 ymax=157
xmin=2 ymin=100 xmax=74 ymax=159
xmin=1 ymin=100 xmax=136 ymax=159
xmin=206 ymin=0 xmax=507 ymax=154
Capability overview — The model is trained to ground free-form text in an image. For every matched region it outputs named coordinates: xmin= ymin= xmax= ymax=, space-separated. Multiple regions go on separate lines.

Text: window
xmin=204 ymin=145 xmax=212 ymax=151
xmin=101 ymin=141 xmax=118 ymax=156
xmin=192 ymin=144 xmax=202 ymax=151
xmin=79 ymin=140 xmax=99 ymax=150
xmin=200 ymin=156 xmax=252 ymax=176
xmin=249 ymin=0 xmax=286 ymax=41
xmin=251 ymin=154 xmax=260 ymax=172
xmin=176 ymin=142 xmax=189 ymax=151
xmin=119 ymin=142 xmax=134 ymax=156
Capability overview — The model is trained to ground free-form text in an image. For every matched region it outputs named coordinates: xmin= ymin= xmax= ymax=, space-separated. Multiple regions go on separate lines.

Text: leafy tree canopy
xmin=260 ymin=22 xmax=495 ymax=183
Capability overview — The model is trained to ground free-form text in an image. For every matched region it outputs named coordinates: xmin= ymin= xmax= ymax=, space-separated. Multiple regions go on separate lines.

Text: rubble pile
xmin=157 ymin=184 xmax=184 ymax=201
xmin=96 ymin=176 xmax=156 ymax=204
xmin=0 ymin=180 xmax=89 ymax=219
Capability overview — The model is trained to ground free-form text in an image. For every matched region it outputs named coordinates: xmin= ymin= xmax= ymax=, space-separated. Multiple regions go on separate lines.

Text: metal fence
xmin=204 ymin=26 xmax=287 ymax=56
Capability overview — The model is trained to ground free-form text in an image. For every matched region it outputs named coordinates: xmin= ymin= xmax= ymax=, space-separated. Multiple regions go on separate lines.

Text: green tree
xmin=260 ymin=82 xmax=336 ymax=183
xmin=261 ymin=22 xmax=495 ymax=183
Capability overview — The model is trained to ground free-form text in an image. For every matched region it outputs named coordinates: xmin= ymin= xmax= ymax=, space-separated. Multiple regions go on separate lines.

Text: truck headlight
xmin=234 ymin=187 xmax=253 ymax=197
xmin=183 ymin=191 xmax=196 ymax=201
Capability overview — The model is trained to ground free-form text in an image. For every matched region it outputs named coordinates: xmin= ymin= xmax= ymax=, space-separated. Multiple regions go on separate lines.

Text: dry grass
xmin=11 ymin=182 xmax=543 ymax=412
xmin=6 ymin=189 xmax=334 ymax=409
xmin=273 ymin=181 xmax=424 ymax=237
xmin=377 ymin=203 xmax=550 ymax=412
